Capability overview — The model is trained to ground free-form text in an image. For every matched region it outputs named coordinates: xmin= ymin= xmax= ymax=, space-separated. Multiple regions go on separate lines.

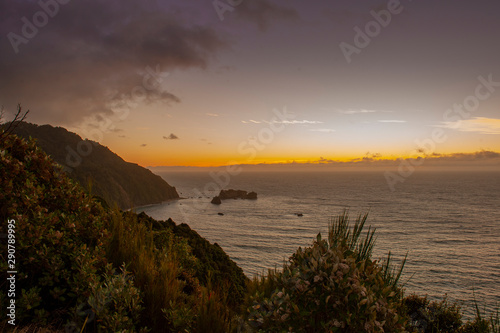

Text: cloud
xmin=291 ymin=151 xmax=500 ymax=168
xmin=178 ymin=150 xmax=500 ymax=171
xmin=241 ymin=120 xmax=261 ymax=124
xmin=378 ymin=120 xmax=407 ymax=123
xmin=200 ymin=138 xmax=212 ymax=144
xmin=206 ymin=113 xmax=219 ymax=117
xmin=338 ymin=109 xmax=396 ymax=115
xmin=366 ymin=152 xmax=382 ymax=158
xmin=235 ymin=0 xmax=299 ymax=31
xmin=244 ymin=119 xmax=324 ymax=125
xmin=163 ymin=133 xmax=179 ymax=140
xmin=270 ymin=120 xmax=324 ymax=124
xmin=318 ymin=157 xmax=335 ymax=163
xmin=425 ymin=151 xmax=500 ymax=160
xmin=0 ymin=0 xmax=226 ymax=125
xmin=140 ymin=143 xmax=147 ymax=147
xmin=438 ymin=117 xmax=500 ymax=134
xmin=338 ymin=109 xmax=377 ymax=115
xmin=310 ymin=128 xmax=336 ymax=133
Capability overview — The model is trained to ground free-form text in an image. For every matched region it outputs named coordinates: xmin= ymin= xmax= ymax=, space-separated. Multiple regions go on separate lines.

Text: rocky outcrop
xmin=211 ymin=196 xmax=222 ymax=205
xmin=210 ymin=189 xmax=257 ymax=204
xmin=246 ymin=191 xmax=258 ymax=200
xmin=219 ymin=189 xmax=258 ymax=200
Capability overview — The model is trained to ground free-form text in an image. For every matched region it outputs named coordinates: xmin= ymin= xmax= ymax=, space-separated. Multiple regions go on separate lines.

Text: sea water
xmin=137 ymin=170 xmax=500 ymax=317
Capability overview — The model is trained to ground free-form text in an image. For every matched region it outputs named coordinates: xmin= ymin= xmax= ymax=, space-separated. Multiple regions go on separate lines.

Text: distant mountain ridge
xmin=12 ymin=122 xmax=179 ymax=209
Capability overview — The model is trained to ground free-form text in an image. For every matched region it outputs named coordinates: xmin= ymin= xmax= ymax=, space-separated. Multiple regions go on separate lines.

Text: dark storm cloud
xmin=0 ymin=0 xmax=226 ymax=124
xmin=234 ymin=0 xmax=299 ymax=31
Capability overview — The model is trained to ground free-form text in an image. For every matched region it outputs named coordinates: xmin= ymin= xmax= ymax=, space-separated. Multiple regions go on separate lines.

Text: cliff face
xmin=12 ymin=122 xmax=179 ymax=209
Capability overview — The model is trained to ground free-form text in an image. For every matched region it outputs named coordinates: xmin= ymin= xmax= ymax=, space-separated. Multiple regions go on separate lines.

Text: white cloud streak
xmin=243 ymin=119 xmax=323 ymax=125
xmin=270 ymin=120 xmax=323 ymax=124
xmin=378 ymin=120 xmax=407 ymax=123
xmin=338 ymin=109 xmax=377 ymax=114
xmin=309 ymin=128 xmax=336 ymax=133
xmin=438 ymin=117 xmax=500 ymax=135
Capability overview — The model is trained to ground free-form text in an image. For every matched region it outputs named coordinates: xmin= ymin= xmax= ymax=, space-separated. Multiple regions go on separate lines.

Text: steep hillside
xmin=12 ymin=122 xmax=179 ymax=209
xmin=0 ymin=132 xmax=248 ymax=332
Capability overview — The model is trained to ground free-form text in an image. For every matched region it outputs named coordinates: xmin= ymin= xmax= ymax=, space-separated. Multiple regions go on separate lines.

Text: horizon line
xmin=146 ymin=150 xmax=500 ymax=169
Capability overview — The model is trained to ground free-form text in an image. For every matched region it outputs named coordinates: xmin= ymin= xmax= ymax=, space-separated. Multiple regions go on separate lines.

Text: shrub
xmin=0 ymin=133 xmax=109 ymax=327
xmin=459 ymin=300 xmax=499 ymax=333
xmin=67 ymin=263 xmax=145 ymax=333
xmin=403 ymin=295 xmax=500 ymax=333
xmin=404 ymin=295 xmax=462 ymax=332
xmin=246 ymin=212 xmax=407 ymax=332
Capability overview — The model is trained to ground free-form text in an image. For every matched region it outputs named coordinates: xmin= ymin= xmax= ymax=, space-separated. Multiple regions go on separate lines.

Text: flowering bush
xmin=0 ymin=132 xmax=110 ymax=327
xmin=246 ymin=213 xmax=407 ymax=332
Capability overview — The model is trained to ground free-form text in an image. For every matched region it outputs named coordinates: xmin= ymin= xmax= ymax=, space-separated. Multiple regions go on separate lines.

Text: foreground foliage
xmin=244 ymin=213 xmax=408 ymax=332
xmin=0 ymin=132 xmax=244 ymax=332
xmin=404 ymin=294 xmax=499 ymax=333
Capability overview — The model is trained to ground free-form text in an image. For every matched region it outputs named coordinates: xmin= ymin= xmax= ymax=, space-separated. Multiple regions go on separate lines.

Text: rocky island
xmin=211 ymin=189 xmax=257 ymax=204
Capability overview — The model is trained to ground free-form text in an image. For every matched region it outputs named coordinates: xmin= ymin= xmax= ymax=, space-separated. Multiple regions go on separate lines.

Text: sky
xmin=1 ymin=0 xmax=500 ymax=168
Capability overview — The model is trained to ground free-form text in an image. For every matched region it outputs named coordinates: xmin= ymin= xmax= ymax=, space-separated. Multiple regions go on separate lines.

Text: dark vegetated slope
xmin=0 ymin=132 xmax=247 ymax=332
xmin=12 ymin=122 xmax=178 ymax=209
xmin=135 ymin=212 xmax=248 ymax=306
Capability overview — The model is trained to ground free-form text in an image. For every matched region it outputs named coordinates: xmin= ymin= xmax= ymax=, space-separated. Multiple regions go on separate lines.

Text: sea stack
xmin=211 ymin=196 xmax=222 ymax=205
xmin=212 ymin=189 xmax=257 ymax=204
xmin=218 ymin=189 xmax=258 ymax=200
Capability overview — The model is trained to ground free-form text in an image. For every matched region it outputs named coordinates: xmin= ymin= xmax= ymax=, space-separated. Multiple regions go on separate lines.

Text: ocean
xmin=137 ymin=170 xmax=500 ymax=317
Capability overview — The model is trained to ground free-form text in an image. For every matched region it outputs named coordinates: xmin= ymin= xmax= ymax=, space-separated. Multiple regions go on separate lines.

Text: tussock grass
xmin=106 ymin=209 xmax=194 ymax=331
